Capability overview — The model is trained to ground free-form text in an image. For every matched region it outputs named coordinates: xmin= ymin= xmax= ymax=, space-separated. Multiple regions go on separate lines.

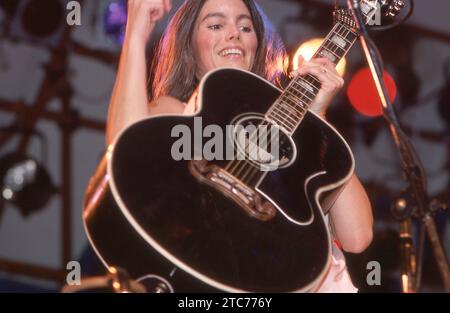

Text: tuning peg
xmin=386 ymin=0 xmax=405 ymax=18
xmin=393 ymin=0 xmax=405 ymax=11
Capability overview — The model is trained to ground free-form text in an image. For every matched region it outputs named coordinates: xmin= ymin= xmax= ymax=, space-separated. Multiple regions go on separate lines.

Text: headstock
xmin=333 ymin=0 xmax=406 ymax=28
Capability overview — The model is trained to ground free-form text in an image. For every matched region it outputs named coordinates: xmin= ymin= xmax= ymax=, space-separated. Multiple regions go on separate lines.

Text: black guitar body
xmin=83 ymin=68 xmax=354 ymax=292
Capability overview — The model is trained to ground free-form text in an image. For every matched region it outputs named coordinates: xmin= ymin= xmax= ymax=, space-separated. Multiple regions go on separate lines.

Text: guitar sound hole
xmin=230 ymin=113 xmax=296 ymax=171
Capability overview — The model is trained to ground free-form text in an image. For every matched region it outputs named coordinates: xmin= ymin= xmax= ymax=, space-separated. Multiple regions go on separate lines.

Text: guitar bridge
xmin=189 ymin=160 xmax=276 ymax=221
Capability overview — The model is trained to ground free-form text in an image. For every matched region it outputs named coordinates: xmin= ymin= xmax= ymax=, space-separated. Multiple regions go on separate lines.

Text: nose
xmin=226 ymin=25 xmax=241 ymax=41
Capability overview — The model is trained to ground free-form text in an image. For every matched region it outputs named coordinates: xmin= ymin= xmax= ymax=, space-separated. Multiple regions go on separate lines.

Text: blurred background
xmin=0 ymin=0 xmax=449 ymax=292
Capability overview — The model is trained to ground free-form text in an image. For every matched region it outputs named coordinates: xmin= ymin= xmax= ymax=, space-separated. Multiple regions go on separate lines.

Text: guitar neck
xmin=266 ymin=0 xmax=393 ymax=134
xmin=266 ymin=21 xmax=359 ymax=134
xmin=266 ymin=0 xmax=390 ymax=134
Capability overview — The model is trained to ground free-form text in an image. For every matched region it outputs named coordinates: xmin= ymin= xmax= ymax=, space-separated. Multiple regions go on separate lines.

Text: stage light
xmin=292 ymin=38 xmax=346 ymax=76
xmin=347 ymin=67 xmax=397 ymax=117
xmin=22 ymin=0 xmax=63 ymax=37
xmin=103 ymin=0 xmax=128 ymax=46
xmin=9 ymin=0 xmax=65 ymax=47
xmin=0 ymin=153 xmax=57 ymax=217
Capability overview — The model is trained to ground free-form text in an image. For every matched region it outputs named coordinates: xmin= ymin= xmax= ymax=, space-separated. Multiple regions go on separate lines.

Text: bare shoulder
xmin=148 ymin=96 xmax=185 ymax=116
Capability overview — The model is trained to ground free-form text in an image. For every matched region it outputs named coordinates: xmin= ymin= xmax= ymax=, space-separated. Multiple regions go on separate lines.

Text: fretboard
xmin=266 ymin=22 xmax=359 ymax=134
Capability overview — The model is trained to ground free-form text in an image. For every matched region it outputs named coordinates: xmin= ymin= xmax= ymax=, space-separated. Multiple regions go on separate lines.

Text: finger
xmin=305 ymin=61 xmax=342 ymax=83
xmin=310 ymin=57 xmax=336 ymax=68
xmin=149 ymin=3 xmax=165 ymax=22
xmin=297 ymin=65 xmax=343 ymax=90
xmin=289 ymin=70 xmax=299 ymax=78
xmin=322 ymin=72 xmax=344 ymax=89
xmin=309 ymin=57 xmax=340 ymax=75
xmin=297 ymin=60 xmax=341 ymax=81
xmin=326 ymin=69 xmax=344 ymax=87
xmin=299 ymin=61 xmax=341 ymax=83
xmin=297 ymin=61 xmax=329 ymax=76
xmin=163 ymin=0 xmax=172 ymax=12
xmin=312 ymin=62 xmax=344 ymax=87
xmin=296 ymin=54 xmax=305 ymax=67
xmin=297 ymin=65 xmax=328 ymax=82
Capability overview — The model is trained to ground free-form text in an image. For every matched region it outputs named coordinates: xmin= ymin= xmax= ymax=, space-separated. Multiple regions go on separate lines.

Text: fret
xmin=281 ymin=96 xmax=308 ymax=118
xmin=315 ymin=29 xmax=339 ymax=63
xmin=266 ymin=109 xmax=289 ymax=128
xmin=315 ymin=23 xmax=356 ymax=64
xmin=334 ymin=25 xmax=353 ymax=44
xmin=292 ymin=78 xmax=317 ymax=95
xmin=322 ymin=42 xmax=340 ymax=57
xmin=267 ymin=115 xmax=295 ymax=134
xmin=278 ymin=96 xmax=305 ymax=117
xmin=292 ymin=74 xmax=321 ymax=93
xmin=284 ymin=77 xmax=320 ymax=115
xmin=268 ymin=107 xmax=296 ymax=129
xmin=317 ymin=49 xmax=337 ymax=63
xmin=279 ymin=100 xmax=305 ymax=122
xmin=335 ymin=24 xmax=347 ymax=41
xmin=272 ymin=105 xmax=298 ymax=125
xmin=325 ymin=38 xmax=346 ymax=58
xmin=343 ymin=29 xmax=357 ymax=43
xmin=303 ymin=74 xmax=322 ymax=91
xmin=283 ymin=92 xmax=309 ymax=111
xmin=267 ymin=102 xmax=303 ymax=133
xmin=266 ymin=116 xmax=294 ymax=134
xmin=284 ymin=101 xmax=308 ymax=120
xmin=336 ymin=23 xmax=358 ymax=43
xmin=289 ymin=82 xmax=314 ymax=103
xmin=278 ymin=105 xmax=302 ymax=120
xmin=330 ymin=33 xmax=350 ymax=48
xmin=277 ymin=101 xmax=303 ymax=125
xmin=270 ymin=105 xmax=298 ymax=126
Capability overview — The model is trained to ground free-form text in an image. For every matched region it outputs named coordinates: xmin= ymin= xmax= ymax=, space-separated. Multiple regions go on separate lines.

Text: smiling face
xmin=192 ymin=0 xmax=259 ymax=79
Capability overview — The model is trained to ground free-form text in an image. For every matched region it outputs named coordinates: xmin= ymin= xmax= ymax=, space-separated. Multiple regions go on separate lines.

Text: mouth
xmin=218 ymin=48 xmax=245 ymax=59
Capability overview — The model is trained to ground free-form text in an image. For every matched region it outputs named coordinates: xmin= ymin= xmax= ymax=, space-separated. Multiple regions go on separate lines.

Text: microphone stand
xmin=347 ymin=0 xmax=450 ymax=292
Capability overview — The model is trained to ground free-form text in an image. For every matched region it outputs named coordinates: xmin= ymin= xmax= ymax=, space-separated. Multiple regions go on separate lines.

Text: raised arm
xmin=106 ymin=0 xmax=172 ymax=146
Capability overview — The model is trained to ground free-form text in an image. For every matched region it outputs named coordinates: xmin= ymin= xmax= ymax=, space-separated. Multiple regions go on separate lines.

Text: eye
xmin=208 ymin=24 xmax=222 ymax=30
xmin=239 ymin=26 xmax=253 ymax=33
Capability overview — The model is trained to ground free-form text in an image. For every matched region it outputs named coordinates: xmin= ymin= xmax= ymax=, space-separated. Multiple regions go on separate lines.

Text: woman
xmin=106 ymin=0 xmax=373 ymax=292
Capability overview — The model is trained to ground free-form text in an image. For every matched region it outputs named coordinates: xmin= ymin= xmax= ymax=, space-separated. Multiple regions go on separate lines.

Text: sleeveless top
xmin=315 ymin=239 xmax=358 ymax=293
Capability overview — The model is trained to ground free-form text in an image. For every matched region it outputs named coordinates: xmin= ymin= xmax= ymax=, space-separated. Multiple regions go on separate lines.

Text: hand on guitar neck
xmin=290 ymin=55 xmax=345 ymax=119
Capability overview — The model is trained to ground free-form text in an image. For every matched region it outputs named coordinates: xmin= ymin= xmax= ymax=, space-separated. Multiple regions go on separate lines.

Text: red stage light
xmin=347 ymin=67 xmax=397 ymax=117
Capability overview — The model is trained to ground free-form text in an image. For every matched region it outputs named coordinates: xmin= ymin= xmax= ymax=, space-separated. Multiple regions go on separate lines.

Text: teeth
xmin=220 ymin=48 xmax=243 ymax=57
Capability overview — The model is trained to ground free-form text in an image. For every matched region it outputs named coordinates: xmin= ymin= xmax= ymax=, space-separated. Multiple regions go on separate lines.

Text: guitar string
xmin=225 ymin=120 xmax=268 ymax=173
xmin=239 ymin=124 xmax=277 ymax=184
xmin=227 ymin=119 xmax=271 ymax=175
xmin=229 ymin=120 xmax=281 ymax=184
xmin=226 ymin=118 xmax=275 ymax=182
xmin=238 ymin=123 xmax=274 ymax=183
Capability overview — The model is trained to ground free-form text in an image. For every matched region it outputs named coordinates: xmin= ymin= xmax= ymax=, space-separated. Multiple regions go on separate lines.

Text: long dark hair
xmin=151 ymin=0 xmax=288 ymax=102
